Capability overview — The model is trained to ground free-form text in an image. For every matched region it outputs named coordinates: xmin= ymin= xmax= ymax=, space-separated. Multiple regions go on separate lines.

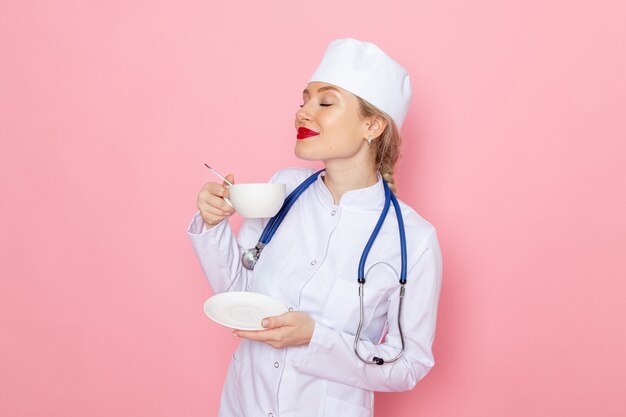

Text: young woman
xmin=188 ymin=38 xmax=442 ymax=417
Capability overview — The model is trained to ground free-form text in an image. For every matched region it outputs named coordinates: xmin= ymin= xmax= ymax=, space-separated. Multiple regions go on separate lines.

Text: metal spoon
xmin=204 ymin=163 xmax=234 ymax=186
xmin=204 ymin=163 xmax=234 ymax=208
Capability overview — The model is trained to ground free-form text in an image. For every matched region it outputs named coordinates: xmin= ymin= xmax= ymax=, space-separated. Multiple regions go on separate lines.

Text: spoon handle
xmin=204 ymin=163 xmax=234 ymax=208
xmin=204 ymin=163 xmax=234 ymax=187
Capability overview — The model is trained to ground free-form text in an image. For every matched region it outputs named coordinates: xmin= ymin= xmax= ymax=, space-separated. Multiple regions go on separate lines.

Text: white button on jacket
xmin=187 ymin=167 xmax=442 ymax=417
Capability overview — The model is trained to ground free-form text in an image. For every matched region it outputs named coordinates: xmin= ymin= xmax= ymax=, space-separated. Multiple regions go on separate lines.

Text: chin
xmin=294 ymin=142 xmax=318 ymax=161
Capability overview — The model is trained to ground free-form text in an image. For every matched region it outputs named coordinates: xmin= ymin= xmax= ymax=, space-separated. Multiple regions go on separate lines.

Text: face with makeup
xmin=294 ymin=82 xmax=379 ymax=165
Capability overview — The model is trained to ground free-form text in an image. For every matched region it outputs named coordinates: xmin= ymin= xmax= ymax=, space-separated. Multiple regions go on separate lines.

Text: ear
xmin=364 ymin=115 xmax=388 ymax=140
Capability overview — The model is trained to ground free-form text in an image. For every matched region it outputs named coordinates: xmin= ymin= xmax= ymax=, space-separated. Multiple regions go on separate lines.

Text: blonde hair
xmin=357 ymin=97 xmax=402 ymax=194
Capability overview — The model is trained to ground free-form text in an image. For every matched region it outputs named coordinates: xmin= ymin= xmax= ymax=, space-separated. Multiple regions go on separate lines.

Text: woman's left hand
xmin=232 ymin=312 xmax=315 ymax=348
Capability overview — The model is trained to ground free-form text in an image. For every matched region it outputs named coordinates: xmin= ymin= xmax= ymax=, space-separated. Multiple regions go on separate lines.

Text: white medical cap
xmin=308 ymin=38 xmax=412 ymax=129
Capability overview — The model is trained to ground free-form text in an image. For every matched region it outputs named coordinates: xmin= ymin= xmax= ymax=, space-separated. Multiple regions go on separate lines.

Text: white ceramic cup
xmin=228 ymin=183 xmax=286 ymax=218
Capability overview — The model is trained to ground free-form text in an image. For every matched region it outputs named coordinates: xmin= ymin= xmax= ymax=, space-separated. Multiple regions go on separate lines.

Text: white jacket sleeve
xmin=293 ymin=229 xmax=443 ymax=392
xmin=187 ymin=212 xmax=263 ymax=293
xmin=186 ymin=169 xmax=291 ymax=293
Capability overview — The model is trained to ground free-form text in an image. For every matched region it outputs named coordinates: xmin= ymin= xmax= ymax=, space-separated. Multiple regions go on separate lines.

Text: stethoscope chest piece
xmin=242 ymin=243 xmax=265 ymax=270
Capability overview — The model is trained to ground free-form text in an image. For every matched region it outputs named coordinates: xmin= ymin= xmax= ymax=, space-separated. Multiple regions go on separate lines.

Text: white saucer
xmin=203 ymin=291 xmax=288 ymax=331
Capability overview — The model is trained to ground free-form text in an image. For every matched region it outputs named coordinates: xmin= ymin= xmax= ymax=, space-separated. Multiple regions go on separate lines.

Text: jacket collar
xmin=313 ymin=170 xmax=386 ymax=211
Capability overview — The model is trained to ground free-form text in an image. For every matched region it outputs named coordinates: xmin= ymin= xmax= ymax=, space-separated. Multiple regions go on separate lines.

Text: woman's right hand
xmin=197 ymin=174 xmax=236 ymax=229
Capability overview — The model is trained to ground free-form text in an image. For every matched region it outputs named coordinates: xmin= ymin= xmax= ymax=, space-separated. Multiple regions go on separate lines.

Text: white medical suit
xmin=187 ymin=167 xmax=442 ymax=417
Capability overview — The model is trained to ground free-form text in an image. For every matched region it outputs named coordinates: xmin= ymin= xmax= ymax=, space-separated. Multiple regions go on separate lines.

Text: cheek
xmin=324 ymin=108 xmax=363 ymax=137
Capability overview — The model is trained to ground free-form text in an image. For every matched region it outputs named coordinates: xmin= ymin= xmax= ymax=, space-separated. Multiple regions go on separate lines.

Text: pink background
xmin=1 ymin=1 xmax=625 ymax=416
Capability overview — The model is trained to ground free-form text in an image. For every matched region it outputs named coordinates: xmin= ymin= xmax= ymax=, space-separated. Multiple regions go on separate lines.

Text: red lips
xmin=297 ymin=127 xmax=319 ymax=140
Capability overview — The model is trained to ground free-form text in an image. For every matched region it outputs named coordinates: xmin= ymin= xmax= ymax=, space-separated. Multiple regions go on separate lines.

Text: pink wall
xmin=1 ymin=1 xmax=625 ymax=416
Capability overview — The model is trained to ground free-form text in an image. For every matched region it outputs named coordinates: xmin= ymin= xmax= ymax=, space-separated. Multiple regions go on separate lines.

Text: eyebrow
xmin=302 ymin=86 xmax=341 ymax=95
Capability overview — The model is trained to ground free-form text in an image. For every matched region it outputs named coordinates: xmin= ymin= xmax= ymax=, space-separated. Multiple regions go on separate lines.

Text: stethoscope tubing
xmin=242 ymin=169 xmax=408 ymax=365
xmin=391 ymin=190 xmax=408 ymax=285
xmin=358 ymin=177 xmax=392 ymax=284
xmin=354 ymin=180 xmax=407 ymax=365
xmin=259 ymin=169 xmax=325 ymax=244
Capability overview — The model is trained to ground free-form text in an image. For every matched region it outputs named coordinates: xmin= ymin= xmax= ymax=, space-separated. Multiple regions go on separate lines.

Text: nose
xmin=295 ymin=104 xmax=313 ymax=124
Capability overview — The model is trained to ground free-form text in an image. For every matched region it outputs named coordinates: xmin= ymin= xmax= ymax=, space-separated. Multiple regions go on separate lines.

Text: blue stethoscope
xmin=242 ymin=169 xmax=408 ymax=365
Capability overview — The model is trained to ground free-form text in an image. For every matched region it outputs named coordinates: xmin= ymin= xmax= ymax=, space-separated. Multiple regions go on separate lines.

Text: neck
xmin=322 ymin=160 xmax=378 ymax=204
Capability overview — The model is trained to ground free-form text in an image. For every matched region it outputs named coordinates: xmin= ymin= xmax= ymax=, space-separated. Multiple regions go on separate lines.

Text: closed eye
xmin=299 ymin=103 xmax=333 ymax=107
